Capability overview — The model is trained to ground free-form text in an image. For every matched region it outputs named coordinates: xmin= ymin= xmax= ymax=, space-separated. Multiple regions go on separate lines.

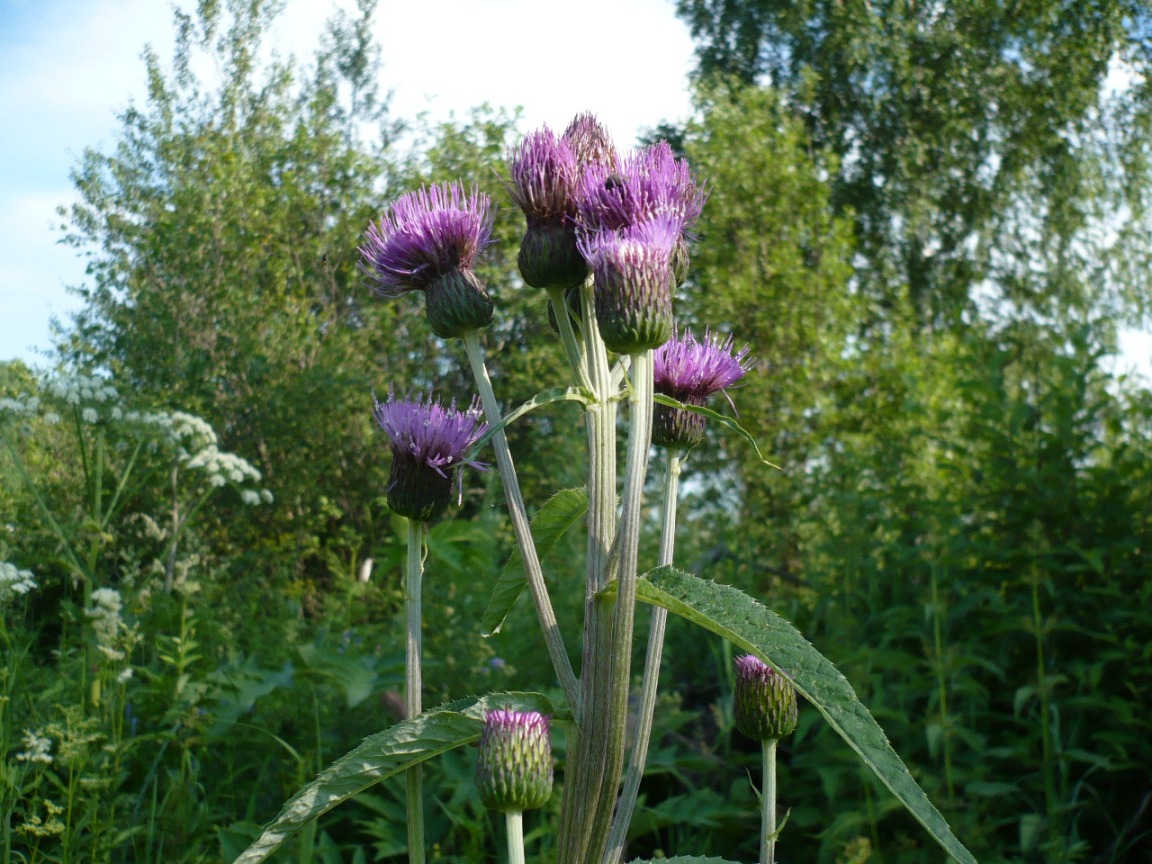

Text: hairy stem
xmin=603 ymin=451 xmax=682 ymax=863
xmin=462 ymin=330 xmax=579 ymax=709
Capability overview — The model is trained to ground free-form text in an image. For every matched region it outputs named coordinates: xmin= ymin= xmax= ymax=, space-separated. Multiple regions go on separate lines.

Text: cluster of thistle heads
xmin=360 ymin=114 xmax=754 ymax=524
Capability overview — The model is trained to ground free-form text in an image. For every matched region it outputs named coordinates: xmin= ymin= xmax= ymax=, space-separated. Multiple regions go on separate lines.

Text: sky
xmin=1 ymin=0 xmax=1149 ymax=379
xmin=0 ymin=0 xmax=696 ymax=367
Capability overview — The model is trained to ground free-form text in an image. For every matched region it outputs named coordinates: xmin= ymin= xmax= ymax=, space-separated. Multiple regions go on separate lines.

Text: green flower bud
xmin=424 ymin=269 xmax=494 ymax=339
xmin=475 ymin=709 xmax=553 ymax=812
xmin=734 ymin=655 xmax=798 ymax=742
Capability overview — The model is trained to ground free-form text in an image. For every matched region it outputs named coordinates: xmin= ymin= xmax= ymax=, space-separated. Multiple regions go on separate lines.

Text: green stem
xmin=461 ymin=331 xmax=579 ymax=710
xmin=604 ymin=452 xmax=682 ymax=863
xmin=590 ymin=349 xmax=655 ymax=861
xmin=405 ymin=519 xmax=426 ymax=864
xmin=546 ymin=286 xmax=591 ymax=390
xmin=558 ymin=276 xmax=618 ymax=864
xmin=762 ymin=739 xmax=778 ymax=864
xmin=101 ymin=440 xmax=145 ymax=531
xmin=505 ymin=810 xmax=526 ymax=864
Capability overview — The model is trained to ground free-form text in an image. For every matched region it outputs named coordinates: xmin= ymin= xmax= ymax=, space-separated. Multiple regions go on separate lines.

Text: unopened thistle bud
xmin=373 ymin=392 xmax=487 ymax=522
xmin=653 ymin=329 xmax=752 ymax=448
xmin=361 ymin=183 xmax=495 ymax=338
xmin=734 ymin=655 xmax=798 ymax=742
xmin=475 ymin=709 xmax=554 ymax=812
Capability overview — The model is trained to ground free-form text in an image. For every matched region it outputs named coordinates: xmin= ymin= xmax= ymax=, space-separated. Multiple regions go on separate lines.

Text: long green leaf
xmin=633 ymin=567 xmax=977 ymax=864
xmin=626 ymin=858 xmax=742 ymax=864
xmin=480 ymin=487 xmax=589 ymax=636
xmin=234 ymin=691 xmax=563 ymax=864
xmin=652 ymin=393 xmax=780 ymax=469
xmin=468 ymin=386 xmax=594 ymax=458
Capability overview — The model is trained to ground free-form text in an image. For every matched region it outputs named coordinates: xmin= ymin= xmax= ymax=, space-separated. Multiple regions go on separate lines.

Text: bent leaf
xmin=469 ymin=386 xmax=594 ymax=458
xmin=634 ymin=567 xmax=977 ymax=864
xmin=481 ymin=487 xmax=589 ymax=636
xmin=234 ymin=691 xmax=564 ymax=864
xmin=652 ymin=393 xmax=780 ymax=469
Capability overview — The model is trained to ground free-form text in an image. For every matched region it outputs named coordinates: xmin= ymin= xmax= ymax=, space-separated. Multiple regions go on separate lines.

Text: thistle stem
xmin=761 ymin=738 xmax=778 ymax=864
xmin=405 ymin=519 xmax=425 ymax=864
xmin=558 ymin=276 xmax=619 ymax=864
xmin=546 ymin=286 xmax=591 ymax=390
xmin=588 ymin=349 xmax=655 ymax=860
xmin=603 ymin=451 xmax=682 ymax=864
xmin=462 ymin=330 xmax=579 ymax=710
xmin=505 ymin=810 xmax=526 ymax=864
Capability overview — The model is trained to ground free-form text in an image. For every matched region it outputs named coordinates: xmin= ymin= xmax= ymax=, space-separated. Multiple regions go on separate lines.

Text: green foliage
xmin=631 ymin=566 xmax=976 ymax=864
xmin=676 ymin=0 xmax=1152 ymax=327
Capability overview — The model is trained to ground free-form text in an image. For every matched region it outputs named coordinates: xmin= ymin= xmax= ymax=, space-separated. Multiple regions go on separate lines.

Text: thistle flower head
xmin=734 ymin=654 xmax=798 ymax=742
xmin=578 ymin=215 xmax=680 ymax=354
xmin=361 ymin=183 xmax=493 ymax=295
xmin=373 ymin=392 xmax=487 ymax=522
xmin=508 ymin=128 xmax=579 ymax=224
xmin=655 ymin=328 xmax=751 ymax=403
xmin=475 ymin=709 xmax=554 ymax=812
xmin=562 ymin=113 xmax=619 ymax=172
xmin=361 ymin=183 xmax=495 ymax=337
xmin=508 ymin=128 xmax=588 ymax=290
xmin=577 ymin=140 xmax=706 ymax=238
xmin=653 ymin=329 xmax=752 ymax=447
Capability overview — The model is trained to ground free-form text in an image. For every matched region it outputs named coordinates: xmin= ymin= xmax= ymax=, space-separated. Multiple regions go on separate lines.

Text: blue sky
xmin=0 ymin=0 xmax=695 ymax=367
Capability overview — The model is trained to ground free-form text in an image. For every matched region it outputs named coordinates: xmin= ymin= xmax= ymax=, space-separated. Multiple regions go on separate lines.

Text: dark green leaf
xmin=632 ymin=566 xmax=977 ymax=864
xmin=480 ymin=487 xmax=588 ymax=636
xmin=233 ymin=691 xmax=564 ymax=864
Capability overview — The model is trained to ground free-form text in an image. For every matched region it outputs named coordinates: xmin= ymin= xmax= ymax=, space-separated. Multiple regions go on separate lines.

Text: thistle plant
xmin=735 ymin=655 xmax=799 ymax=864
xmin=373 ymin=391 xmax=486 ymax=864
xmin=237 ymin=115 xmax=976 ymax=864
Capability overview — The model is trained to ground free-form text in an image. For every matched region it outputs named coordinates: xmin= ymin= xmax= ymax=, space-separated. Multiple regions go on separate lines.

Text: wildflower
xmin=577 ymin=215 xmax=680 ymax=353
xmin=0 ymin=562 xmax=37 ymax=607
xmin=578 ymin=140 xmax=706 ymax=286
xmin=361 ymin=183 xmax=495 ymax=338
xmin=373 ymin=392 xmax=487 ymax=522
xmin=734 ymin=655 xmax=798 ymax=742
xmin=652 ymin=329 xmax=752 ymax=448
xmin=507 ymin=128 xmax=588 ymax=290
xmin=86 ymin=588 xmax=127 ymax=661
xmin=562 ymin=113 xmax=618 ymax=172
xmin=475 ymin=709 xmax=554 ymax=812
xmin=16 ymin=730 xmax=53 ymax=764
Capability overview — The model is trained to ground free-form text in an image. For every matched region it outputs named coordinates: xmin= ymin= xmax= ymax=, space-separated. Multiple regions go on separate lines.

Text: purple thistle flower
xmin=361 ymin=183 xmax=495 ymax=338
xmin=373 ymin=391 xmax=487 ymax=522
xmin=476 ymin=709 xmax=554 ymax=812
xmin=652 ymin=328 xmax=752 ymax=448
xmin=577 ymin=141 xmax=707 ymax=239
xmin=733 ymin=655 xmax=798 ymax=742
xmin=562 ymin=113 xmax=619 ymax=172
xmin=577 ymin=216 xmax=680 ymax=354
xmin=507 ymin=129 xmax=588 ymax=290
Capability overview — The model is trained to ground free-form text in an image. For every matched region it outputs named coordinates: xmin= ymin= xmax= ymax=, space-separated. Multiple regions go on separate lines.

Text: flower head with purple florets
xmin=507 ymin=129 xmax=588 ymax=290
xmin=577 ymin=141 xmax=707 ymax=239
xmin=475 ymin=709 xmax=554 ymax=812
xmin=562 ymin=113 xmax=619 ymax=173
xmin=733 ymin=655 xmax=798 ymax=742
xmin=652 ymin=328 xmax=752 ymax=448
xmin=361 ymin=183 xmax=495 ymax=338
xmin=373 ymin=391 xmax=487 ymax=522
xmin=577 ymin=214 xmax=681 ymax=354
